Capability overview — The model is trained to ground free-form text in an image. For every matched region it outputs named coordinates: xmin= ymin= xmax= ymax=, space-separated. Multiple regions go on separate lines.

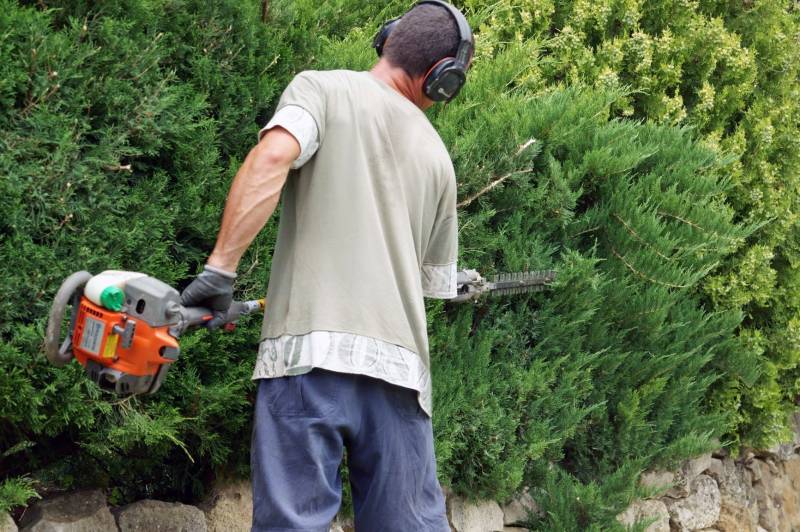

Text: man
xmin=180 ymin=2 xmax=472 ymax=530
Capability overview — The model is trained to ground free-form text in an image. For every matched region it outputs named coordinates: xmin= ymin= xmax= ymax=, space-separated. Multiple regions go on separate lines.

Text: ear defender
xmin=372 ymin=0 xmax=473 ymax=102
xmin=422 ymin=57 xmax=467 ymax=102
xmin=372 ymin=16 xmax=401 ymax=57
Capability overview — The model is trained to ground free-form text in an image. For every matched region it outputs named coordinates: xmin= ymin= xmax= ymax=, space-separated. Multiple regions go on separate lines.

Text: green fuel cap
xmin=99 ymin=286 xmax=125 ymax=311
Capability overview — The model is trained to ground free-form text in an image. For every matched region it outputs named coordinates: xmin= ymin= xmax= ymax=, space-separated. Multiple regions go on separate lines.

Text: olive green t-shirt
xmin=256 ymin=70 xmax=458 ymax=414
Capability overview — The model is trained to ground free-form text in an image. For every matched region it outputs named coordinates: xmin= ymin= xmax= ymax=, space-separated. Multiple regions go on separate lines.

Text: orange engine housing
xmin=72 ymin=297 xmax=180 ymax=394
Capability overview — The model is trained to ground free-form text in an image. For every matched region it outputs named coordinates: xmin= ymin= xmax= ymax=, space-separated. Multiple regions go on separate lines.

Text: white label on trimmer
xmin=80 ymin=317 xmax=105 ymax=356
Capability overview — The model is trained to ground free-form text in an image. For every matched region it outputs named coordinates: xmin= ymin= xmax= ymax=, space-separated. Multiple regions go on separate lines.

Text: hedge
xmin=1 ymin=0 xmax=798 ymax=529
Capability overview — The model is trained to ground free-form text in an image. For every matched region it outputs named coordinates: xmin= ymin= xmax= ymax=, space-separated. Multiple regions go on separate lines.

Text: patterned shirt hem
xmin=252 ymin=330 xmax=433 ymax=416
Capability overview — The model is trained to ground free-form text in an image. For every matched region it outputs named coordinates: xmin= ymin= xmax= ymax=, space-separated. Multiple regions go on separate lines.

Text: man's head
xmin=372 ymin=2 xmax=473 ymax=106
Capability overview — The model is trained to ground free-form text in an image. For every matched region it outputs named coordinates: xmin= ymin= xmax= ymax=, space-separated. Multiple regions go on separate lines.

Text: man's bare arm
xmin=206 ymin=127 xmax=301 ymax=273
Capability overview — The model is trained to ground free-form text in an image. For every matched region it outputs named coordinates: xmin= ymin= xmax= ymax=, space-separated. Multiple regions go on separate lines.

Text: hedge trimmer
xmin=44 ymin=268 xmax=555 ymax=395
xmin=44 ymin=271 xmax=263 ymax=395
xmin=453 ymin=269 xmax=557 ymax=302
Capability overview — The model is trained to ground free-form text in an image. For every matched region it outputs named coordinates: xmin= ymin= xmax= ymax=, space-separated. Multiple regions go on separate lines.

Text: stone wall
xmin=3 ymin=482 xmax=536 ymax=532
xmin=617 ymin=451 xmax=800 ymax=532
xmin=5 ymin=414 xmax=800 ymax=532
xmin=619 ymin=413 xmax=800 ymax=532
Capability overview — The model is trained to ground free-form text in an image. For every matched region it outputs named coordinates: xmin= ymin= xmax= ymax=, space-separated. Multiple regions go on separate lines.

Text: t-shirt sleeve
xmin=422 ymin=173 xmax=458 ymax=299
xmin=258 ymin=105 xmax=320 ymax=169
xmin=272 ymin=71 xmax=327 ymax=146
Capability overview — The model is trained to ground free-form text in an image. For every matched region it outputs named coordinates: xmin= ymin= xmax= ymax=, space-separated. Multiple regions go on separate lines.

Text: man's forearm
xmin=207 ymin=128 xmax=300 ymax=272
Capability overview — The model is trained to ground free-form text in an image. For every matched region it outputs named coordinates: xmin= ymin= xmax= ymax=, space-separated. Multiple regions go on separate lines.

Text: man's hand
xmin=180 ymin=265 xmax=236 ymax=329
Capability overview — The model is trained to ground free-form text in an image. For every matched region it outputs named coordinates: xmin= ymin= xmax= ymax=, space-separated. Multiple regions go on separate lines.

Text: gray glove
xmin=180 ymin=265 xmax=236 ymax=330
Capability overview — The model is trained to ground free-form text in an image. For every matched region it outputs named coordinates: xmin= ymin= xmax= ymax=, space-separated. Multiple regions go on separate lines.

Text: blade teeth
xmin=488 ymin=269 xmax=557 ymax=296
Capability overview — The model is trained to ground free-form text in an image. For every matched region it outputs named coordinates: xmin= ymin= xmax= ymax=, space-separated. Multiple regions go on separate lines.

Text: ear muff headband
xmin=417 ymin=0 xmax=473 ymax=69
xmin=372 ymin=1 xmax=473 ymax=102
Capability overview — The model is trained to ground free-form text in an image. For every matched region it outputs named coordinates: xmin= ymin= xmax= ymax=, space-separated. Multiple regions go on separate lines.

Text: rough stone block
xmin=763 ymin=442 xmax=798 ymax=462
xmin=717 ymin=495 xmax=758 ymax=532
xmin=640 ymin=470 xmax=675 ymax=492
xmin=665 ymin=475 xmax=721 ymax=532
xmin=751 ymin=456 xmax=800 ymax=531
xmin=115 ymin=499 xmax=206 ymax=532
xmin=616 ymin=499 xmax=669 ymax=532
xmin=200 ymin=480 xmax=252 ymax=532
xmin=749 ymin=459 xmax=782 ymax=531
xmin=784 ymin=455 xmax=800 ymax=490
xmin=19 ymin=489 xmax=116 ymax=532
xmin=501 ymin=488 xmax=539 ymax=525
xmin=329 ymin=515 xmax=354 ymax=532
xmin=668 ymin=453 xmax=714 ymax=498
xmin=1 ymin=512 xmax=17 ymax=532
xmin=447 ymin=495 xmax=504 ymax=532
xmin=706 ymin=458 xmax=724 ymax=480
xmin=713 ymin=457 xmax=758 ymax=532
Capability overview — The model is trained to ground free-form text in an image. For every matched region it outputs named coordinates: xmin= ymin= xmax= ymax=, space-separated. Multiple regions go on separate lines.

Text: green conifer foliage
xmin=468 ymin=0 xmax=800 ymax=448
xmin=0 ymin=0 xmax=293 ymax=504
xmin=1 ymin=0 xmax=798 ymax=529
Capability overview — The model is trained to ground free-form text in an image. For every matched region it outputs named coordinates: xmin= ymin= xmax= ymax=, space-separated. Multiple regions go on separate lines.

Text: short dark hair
xmin=383 ymin=4 xmax=461 ymax=78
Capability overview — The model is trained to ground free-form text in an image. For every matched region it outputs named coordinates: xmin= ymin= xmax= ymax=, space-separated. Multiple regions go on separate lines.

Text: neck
xmin=369 ymin=59 xmax=432 ymax=110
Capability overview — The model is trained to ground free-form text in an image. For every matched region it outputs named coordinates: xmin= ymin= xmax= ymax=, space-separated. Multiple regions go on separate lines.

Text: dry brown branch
xmin=21 ymin=83 xmax=60 ymax=116
xmin=658 ymin=210 xmax=737 ymax=241
xmin=261 ymin=0 xmax=269 ymax=22
xmin=657 ymin=210 xmax=705 ymax=231
xmin=570 ymin=225 xmax=601 ymax=238
xmin=612 ymin=213 xmax=672 ymax=261
xmin=610 ymin=246 xmax=689 ymax=289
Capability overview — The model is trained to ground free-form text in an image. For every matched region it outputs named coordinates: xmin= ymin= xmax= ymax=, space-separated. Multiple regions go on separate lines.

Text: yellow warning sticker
xmin=103 ymin=333 xmax=119 ymax=358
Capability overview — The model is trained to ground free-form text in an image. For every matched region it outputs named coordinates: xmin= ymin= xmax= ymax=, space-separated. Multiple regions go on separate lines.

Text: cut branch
xmin=104 ymin=163 xmax=132 ymax=172
xmin=457 ymin=168 xmax=532 ymax=208
xmin=456 ymin=138 xmax=538 ymax=209
xmin=515 ymin=138 xmax=537 ymax=155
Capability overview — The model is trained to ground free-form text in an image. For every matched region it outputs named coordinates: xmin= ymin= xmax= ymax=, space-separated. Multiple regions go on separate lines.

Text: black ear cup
xmin=373 ymin=17 xmax=401 ymax=57
xmin=423 ymin=59 xmax=467 ymax=101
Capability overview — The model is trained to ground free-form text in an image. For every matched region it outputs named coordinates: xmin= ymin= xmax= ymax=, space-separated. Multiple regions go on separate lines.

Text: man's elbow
xmin=251 ymin=127 xmax=301 ymax=170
